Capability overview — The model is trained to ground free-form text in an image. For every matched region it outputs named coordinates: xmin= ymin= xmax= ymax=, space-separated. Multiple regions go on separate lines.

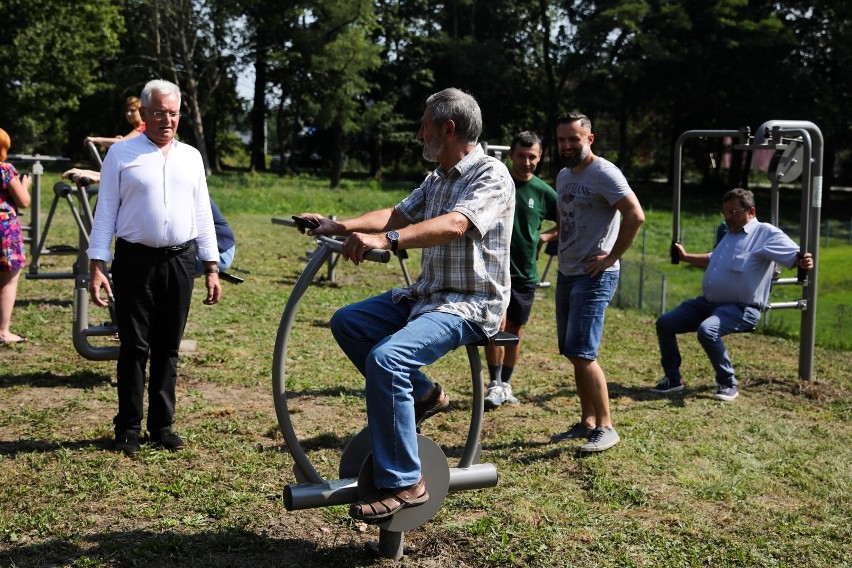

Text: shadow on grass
xmin=0 ymin=437 xmax=114 ymax=456
xmin=285 ymin=386 xmax=364 ymax=399
xmin=14 ymin=298 xmax=74 ymax=308
xmin=0 ymin=527 xmax=378 ymax=568
xmin=524 ymin=383 xmax=692 ymax=408
xmin=0 ymin=370 xmax=112 ymax=389
xmin=608 ymin=381 xmax=690 ymax=407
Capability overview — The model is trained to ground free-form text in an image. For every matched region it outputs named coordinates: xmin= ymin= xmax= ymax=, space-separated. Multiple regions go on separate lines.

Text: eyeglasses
xmin=146 ymin=110 xmax=181 ymax=120
xmin=720 ymin=207 xmax=747 ymax=216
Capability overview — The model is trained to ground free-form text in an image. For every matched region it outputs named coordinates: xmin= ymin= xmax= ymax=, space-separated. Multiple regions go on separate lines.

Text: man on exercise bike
xmin=295 ymin=88 xmax=515 ymax=523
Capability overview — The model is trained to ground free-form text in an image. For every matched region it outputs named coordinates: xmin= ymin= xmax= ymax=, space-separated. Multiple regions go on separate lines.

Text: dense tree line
xmin=1 ymin=0 xmax=849 ymax=190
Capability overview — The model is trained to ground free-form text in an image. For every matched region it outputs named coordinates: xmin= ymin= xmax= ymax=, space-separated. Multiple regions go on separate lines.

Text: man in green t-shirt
xmin=484 ymin=131 xmax=558 ymax=409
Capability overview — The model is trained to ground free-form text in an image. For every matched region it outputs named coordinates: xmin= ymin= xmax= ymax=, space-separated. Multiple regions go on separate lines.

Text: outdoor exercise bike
xmin=272 ymin=233 xmax=517 ymax=560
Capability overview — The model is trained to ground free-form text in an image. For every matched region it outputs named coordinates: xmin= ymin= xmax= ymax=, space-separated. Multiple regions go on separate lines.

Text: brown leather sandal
xmin=349 ymin=477 xmax=429 ymax=523
xmin=414 ymin=383 xmax=450 ymax=427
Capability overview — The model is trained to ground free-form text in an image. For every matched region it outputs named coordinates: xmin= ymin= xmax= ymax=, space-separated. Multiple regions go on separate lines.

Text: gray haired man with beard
xmin=296 ymin=88 xmax=515 ymax=523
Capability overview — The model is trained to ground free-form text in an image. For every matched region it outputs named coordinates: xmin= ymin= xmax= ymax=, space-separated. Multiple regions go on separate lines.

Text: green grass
xmin=1 ymin=172 xmax=850 ymax=567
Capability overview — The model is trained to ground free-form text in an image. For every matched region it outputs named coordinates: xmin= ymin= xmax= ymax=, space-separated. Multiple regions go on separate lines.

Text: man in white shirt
xmin=87 ymin=79 xmax=221 ymax=456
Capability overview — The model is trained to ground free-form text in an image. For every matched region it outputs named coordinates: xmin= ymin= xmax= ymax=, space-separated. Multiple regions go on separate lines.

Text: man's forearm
xmin=394 ymin=212 xmax=469 ymax=250
xmin=336 ymin=207 xmax=398 ymax=235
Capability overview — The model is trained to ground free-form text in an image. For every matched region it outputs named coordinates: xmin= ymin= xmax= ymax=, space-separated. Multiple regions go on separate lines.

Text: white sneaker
xmin=484 ymin=380 xmax=504 ymax=410
xmin=502 ymin=382 xmax=519 ymax=404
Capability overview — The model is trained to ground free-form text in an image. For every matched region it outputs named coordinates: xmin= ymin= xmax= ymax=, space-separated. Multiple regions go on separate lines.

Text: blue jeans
xmin=330 ymin=291 xmax=486 ymax=489
xmin=656 ymin=296 xmax=761 ymax=387
xmin=555 ymin=271 xmax=619 ymax=361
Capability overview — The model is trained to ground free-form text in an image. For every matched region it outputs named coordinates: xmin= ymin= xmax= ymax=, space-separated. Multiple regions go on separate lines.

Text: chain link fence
xmin=612 ymin=261 xmax=668 ymax=315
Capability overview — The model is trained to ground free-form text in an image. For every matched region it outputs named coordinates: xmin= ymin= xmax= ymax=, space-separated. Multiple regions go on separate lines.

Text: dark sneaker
xmin=484 ymin=380 xmax=505 ymax=410
xmin=580 ymin=427 xmax=620 ymax=452
xmin=712 ymin=384 xmax=739 ymax=401
xmin=414 ymin=384 xmax=450 ymax=427
xmin=114 ymin=432 xmax=141 ymax=456
xmin=149 ymin=429 xmax=185 ymax=451
xmin=649 ymin=376 xmax=684 ymax=394
xmin=551 ymin=422 xmax=594 ymax=443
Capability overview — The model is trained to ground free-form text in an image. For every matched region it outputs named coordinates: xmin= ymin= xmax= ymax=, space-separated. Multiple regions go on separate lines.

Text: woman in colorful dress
xmin=0 ymin=127 xmax=32 ymax=343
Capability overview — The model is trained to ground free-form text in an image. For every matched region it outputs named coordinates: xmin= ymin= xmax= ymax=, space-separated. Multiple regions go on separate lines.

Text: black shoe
xmin=115 ymin=432 xmax=141 ymax=456
xmin=149 ymin=429 xmax=185 ymax=451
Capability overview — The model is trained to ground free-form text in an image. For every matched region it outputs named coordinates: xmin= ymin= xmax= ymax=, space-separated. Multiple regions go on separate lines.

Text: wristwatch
xmin=386 ymin=230 xmax=400 ymax=252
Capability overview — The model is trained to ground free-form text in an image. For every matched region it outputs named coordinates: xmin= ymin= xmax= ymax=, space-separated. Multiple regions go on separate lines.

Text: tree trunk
xmin=250 ymin=43 xmax=268 ymax=173
xmin=329 ymin=123 xmax=344 ymax=189
xmin=174 ymin=15 xmax=211 ymax=176
xmin=538 ymin=0 xmax=560 ymax=179
xmin=370 ymin=130 xmax=383 ymax=179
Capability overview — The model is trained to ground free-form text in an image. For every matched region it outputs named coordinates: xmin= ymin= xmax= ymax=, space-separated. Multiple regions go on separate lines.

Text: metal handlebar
xmin=315 ymin=235 xmax=391 ymax=264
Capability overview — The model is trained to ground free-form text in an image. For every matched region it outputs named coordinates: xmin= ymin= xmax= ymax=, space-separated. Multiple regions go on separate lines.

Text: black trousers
xmin=111 ymin=239 xmax=196 ymax=435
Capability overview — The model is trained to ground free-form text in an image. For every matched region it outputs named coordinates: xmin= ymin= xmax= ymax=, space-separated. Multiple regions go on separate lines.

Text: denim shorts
xmin=555 ymin=270 xmax=619 ymax=361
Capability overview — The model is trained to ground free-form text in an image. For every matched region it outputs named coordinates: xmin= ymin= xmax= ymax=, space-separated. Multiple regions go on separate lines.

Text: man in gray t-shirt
xmin=550 ymin=112 xmax=645 ymax=453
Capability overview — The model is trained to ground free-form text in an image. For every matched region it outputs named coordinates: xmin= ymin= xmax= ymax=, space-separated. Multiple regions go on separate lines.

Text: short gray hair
xmin=426 ymin=88 xmax=482 ymax=145
xmin=140 ymin=79 xmax=182 ymax=107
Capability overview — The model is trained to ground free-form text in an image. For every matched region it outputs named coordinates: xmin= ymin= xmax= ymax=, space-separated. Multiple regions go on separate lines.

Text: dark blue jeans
xmin=555 ymin=271 xmax=619 ymax=361
xmin=656 ymin=296 xmax=761 ymax=387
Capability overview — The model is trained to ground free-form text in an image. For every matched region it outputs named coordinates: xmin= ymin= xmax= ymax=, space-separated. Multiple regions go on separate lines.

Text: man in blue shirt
xmin=650 ymin=188 xmax=813 ymax=401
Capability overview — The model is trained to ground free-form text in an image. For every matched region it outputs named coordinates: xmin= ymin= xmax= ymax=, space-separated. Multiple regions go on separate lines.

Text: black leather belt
xmin=117 ymin=238 xmax=193 ymax=256
xmin=162 ymin=242 xmax=191 ymax=253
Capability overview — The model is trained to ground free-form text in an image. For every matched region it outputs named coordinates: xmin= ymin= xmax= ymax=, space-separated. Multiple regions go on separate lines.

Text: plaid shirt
xmin=393 ymin=145 xmax=515 ymax=337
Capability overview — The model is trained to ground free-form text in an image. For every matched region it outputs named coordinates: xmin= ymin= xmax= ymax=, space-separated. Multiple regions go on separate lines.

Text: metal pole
xmin=377 ymin=530 xmax=404 ymax=561
xmin=28 ymin=160 xmax=43 ymax=275
xmin=671 ymin=130 xmax=743 ymax=262
xmin=754 ymin=121 xmax=823 ymax=381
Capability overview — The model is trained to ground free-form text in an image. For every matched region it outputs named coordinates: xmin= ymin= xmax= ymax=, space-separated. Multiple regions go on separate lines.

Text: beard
xmin=422 ymin=138 xmax=443 ymax=162
xmin=562 ymin=145 xmax=589 ymax=169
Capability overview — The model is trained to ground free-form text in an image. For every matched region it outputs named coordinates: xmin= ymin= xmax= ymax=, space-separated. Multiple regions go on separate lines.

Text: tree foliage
xmin=2 ymin=0 xmax=849 ymax=196
xmin=0 ymin=0 xmax=124 ymax=153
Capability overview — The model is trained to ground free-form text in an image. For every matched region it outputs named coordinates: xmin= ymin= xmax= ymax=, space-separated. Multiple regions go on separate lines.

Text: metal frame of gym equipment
xmin=10 ymin=154 xmax=118 ymax=361
xmin=671 ymin=120 xmax=823 ymax=381
xmin=11 ymin=153 xmax=120 ymax=360
xmin=271 ymin=216 xmax=413 ymax=286
xmin=272 ymin=235 xmax=517 ymax=560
